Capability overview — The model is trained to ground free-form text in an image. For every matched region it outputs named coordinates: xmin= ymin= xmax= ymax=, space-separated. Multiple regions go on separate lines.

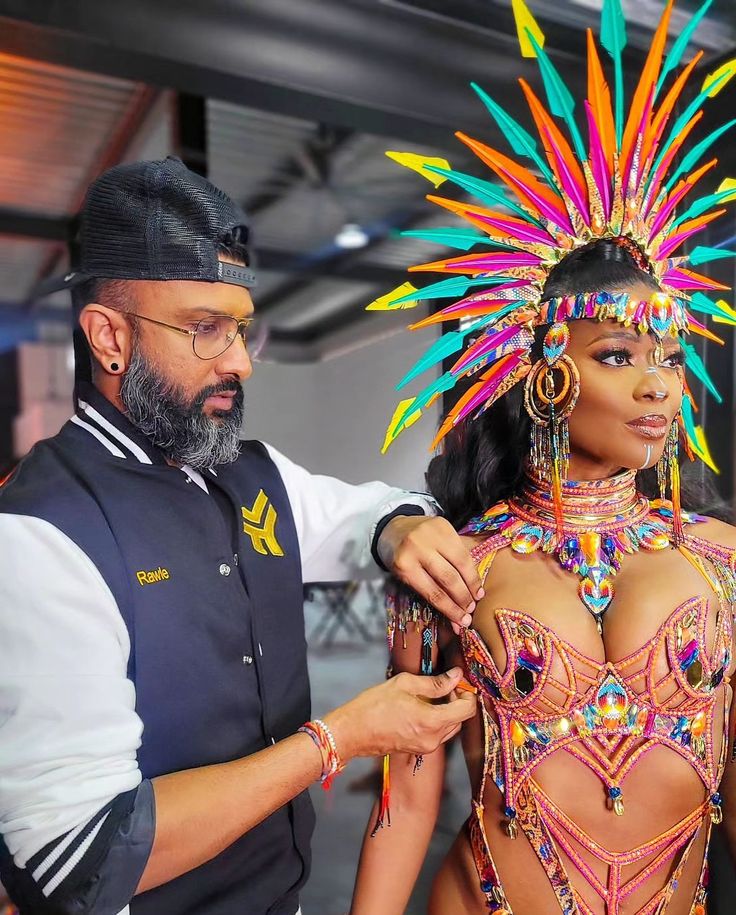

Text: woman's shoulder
xmin=687 ymin=515 xmax=736 ymax=553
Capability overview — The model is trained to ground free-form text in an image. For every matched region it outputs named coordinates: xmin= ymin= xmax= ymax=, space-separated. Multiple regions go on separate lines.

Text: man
xmin=0 ymin=158 xmax=479 ymax=915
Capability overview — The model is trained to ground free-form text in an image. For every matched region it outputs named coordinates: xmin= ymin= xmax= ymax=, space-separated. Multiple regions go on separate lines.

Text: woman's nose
xmin=636 ymin=366 xmax=669 ymax=402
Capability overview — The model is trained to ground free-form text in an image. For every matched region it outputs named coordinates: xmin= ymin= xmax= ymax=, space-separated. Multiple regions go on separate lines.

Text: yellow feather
xmin=365 ymin=282 xmax=419 ymax=311
xmin=716 ymin=177 xmax=736 ymax=202
xmin=702 ymin=58 xmax=736 ymax=98
xmin=382 ymin=399 xmax=422 ymax=453
xmin=511 ymin=0 xmax=545 ymax=58
xmin=385 ymin=152 xmax=450 ymax=187
xmin=693 ymin=427 xmax=719 ymax=474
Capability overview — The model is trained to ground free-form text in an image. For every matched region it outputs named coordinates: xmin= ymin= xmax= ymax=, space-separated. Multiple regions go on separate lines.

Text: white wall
xmin=245 ymin=325 xmax=441 ymax=491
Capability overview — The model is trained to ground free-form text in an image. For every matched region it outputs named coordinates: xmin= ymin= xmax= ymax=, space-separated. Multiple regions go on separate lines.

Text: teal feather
xmin=425 ymin=165 xmax=544 ymax=225
xmin=671 ymin=187 xmax=736 ymax=228
xmin=655 ymin=0 xmax=713 ymax=98
xmin=601 ymin=0 xmax=627 ymax=150
xmin=687 ymin=246 xmax=736 ymax=266
xmin=396 ymin=316 xmax=496 ymax=389
xmin=526 ymin=32 xmax=587 ymax=162
xmin=689 ymin=292 xmax=736 ymax=323
xmin=664 ymin=119 xmax=736 ymax=193
xmin=470 ymin=82 xmax=555 ymax=184
xmin=390 ymin=275 xmax=522 ymax=306
xmin=681 ymin=339 xmax=723 ymax=402
xmin=647 ymin=71 xmax=732 ymax=191
xmin=399 ymin=227 xmax=512 ymax=252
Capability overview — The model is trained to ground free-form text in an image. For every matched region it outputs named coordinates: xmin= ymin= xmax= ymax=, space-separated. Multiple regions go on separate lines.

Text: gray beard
xmin=120 ymin=346 xmax=244 ymax=469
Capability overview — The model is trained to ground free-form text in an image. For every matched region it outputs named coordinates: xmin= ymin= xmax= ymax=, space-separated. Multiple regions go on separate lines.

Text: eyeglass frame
xmin=113 ymin=309 xmax=261 ymax=361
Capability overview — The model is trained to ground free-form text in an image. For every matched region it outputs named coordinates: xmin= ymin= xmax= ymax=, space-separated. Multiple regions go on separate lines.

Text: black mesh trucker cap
xmin=57 ymin=156 xmax=256 ymax=290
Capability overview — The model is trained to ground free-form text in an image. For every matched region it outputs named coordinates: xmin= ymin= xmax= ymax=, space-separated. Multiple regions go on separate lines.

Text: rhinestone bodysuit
xmin=458 ymin=475 xmax=736 ymax=915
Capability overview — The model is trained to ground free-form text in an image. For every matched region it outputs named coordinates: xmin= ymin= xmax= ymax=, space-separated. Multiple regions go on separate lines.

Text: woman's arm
xmin=350 ymin=611 xmax=456 ymax=915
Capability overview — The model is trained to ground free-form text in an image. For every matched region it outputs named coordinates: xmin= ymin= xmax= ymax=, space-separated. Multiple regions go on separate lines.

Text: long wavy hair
xmin=426 ymin=238 xmax=730 ymax=528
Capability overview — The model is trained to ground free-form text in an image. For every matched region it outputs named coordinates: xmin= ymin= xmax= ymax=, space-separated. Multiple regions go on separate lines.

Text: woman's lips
xmin=626 ymin=414 xmax=669 ymax=439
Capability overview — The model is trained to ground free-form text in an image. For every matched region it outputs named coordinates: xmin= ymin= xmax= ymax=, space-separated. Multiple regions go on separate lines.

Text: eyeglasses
xmin=115 ymin=310 xmax=267 ymax=360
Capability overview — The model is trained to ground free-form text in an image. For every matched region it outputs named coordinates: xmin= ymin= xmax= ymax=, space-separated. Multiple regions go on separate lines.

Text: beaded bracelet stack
xmin=298 ymin=718 xmax=344 ymax=790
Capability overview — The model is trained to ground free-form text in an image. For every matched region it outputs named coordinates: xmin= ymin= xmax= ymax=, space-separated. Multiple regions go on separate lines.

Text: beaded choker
xmin=461 ymin=471 xmax=701 ymax=632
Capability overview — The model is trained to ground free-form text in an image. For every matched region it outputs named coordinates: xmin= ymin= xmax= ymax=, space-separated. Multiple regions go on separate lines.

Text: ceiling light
xmin=334 ymin=222 xmax=369 ymax=249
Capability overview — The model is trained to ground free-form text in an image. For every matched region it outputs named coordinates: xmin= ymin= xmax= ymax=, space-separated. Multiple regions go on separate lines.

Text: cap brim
xmin=35 ymin=271 xmax=91 ymax=297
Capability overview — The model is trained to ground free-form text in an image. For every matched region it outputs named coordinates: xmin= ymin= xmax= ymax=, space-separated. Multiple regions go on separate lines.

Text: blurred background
xmin=0 ymin=0 xmax=734 ymax=912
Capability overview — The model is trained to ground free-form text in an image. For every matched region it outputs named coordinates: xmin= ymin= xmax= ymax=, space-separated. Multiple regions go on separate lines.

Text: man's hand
xmin=324 ymin=668 xmax=477 ymax=760
xmin=377 ymin=515 xmax=483 ymax=629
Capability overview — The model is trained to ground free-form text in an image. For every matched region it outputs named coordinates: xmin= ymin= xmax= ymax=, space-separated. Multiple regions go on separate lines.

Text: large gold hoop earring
xmin=524 ymin=352 xmax=580 ymax=532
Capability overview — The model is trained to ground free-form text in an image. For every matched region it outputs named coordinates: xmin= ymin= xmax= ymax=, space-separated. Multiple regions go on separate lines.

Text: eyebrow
xmin=179 ymin=306 xmax=255 ymax=320
xmin=587 ymin=330 xmax=680 ymax=348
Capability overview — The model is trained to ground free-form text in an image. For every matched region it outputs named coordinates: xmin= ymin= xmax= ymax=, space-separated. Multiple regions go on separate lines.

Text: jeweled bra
xmin=455 ymin=473 xmax=736 ymax=915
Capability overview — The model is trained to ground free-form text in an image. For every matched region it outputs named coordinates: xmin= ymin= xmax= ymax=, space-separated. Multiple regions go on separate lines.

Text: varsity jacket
xmin=0 ymin=383 xmax=436 ymax=915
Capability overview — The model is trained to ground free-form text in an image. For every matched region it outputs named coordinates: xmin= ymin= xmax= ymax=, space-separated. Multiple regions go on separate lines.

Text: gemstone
xmin=517 ymin=649 xmax=543 ymax=673
xmin=510 ymin=719 xmax=527 ymax=748
xmin=711 ymin=667 xmax=724 ymax=688
xmin=514 ymin=666 xmax=535 ymax=696
xmin=524 ymin=637 xmax=541 ymax=658
xmin=686 ymin=660 xmax=704 ymax=689
xmin=512 ymin=525 xmax=544 ymax=554
xmin=691 ymin=711 xmax=706 ymax=737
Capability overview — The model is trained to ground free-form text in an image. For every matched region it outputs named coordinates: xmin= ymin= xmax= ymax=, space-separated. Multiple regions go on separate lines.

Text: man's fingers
xmin=432 ymin=690 xmax=477 ymax=726
xmin=399 ymin=566 xmax=469 ymax=624
xmin=409 ymin=667 xmax=463 ymax=698
xmin=423 ymin=556 xmax=476 ymax=615
xmin=438 ymin=539 xmax=484 ymax=603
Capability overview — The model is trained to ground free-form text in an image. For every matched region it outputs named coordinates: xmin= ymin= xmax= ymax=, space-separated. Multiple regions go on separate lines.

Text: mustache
xmin=191 ymin=380 xmax=242 ymax=409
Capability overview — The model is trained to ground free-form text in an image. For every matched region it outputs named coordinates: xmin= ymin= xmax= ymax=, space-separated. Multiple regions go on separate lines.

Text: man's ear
xmin=78 ymin=304 xmax=134 ymax=376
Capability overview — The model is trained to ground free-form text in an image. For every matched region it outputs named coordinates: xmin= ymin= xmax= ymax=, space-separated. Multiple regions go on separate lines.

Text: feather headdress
xmin=371 ymin=0 xmax=736 ymax=472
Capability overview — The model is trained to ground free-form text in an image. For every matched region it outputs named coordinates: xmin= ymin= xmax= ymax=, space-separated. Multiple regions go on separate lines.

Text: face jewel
xmin=543 ymin=322 xmax=569 ymax=366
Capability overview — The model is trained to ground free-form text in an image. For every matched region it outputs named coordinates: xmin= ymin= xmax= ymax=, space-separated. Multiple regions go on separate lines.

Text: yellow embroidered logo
xmin=136 ymin=567 xmax=171 ymax=586
xmin=242 ymin=490 xmax=284 ymax=557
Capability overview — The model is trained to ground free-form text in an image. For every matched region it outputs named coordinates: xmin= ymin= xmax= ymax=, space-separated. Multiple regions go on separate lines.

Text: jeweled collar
xmin=510 ymin=469 xmax=646 ymax=532
xmin=462 ymin=470 xmax=702 ymax=632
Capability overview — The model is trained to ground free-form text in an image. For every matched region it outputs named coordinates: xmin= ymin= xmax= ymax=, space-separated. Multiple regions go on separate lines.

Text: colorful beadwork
xmin=462 ymin=469 xmax=702 ymax=631
xmin=458 ymin=477 xmax=735 ymax=914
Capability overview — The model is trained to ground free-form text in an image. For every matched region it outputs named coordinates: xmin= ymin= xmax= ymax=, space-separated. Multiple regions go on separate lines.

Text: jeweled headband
xmin=369 ymin=0 xmax=736 ymax=472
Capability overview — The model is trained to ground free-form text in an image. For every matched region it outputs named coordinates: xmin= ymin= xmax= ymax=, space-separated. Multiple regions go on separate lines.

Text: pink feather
xmin=584 ymin=101 xmax=612 ymax=221
xmin=540 ymin=125 xmax=590 ymax=227
xmin=451 ymin=325 xmax=527 ymax=375
xmin=455 ymin=353 xmax=527 ymax=422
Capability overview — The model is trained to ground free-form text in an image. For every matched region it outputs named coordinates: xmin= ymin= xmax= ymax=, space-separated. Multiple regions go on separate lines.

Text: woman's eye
xmin=597 ymin=349 xmax=632 ymax=366
xmin=661 ymin=351 xmax=685 ymax=369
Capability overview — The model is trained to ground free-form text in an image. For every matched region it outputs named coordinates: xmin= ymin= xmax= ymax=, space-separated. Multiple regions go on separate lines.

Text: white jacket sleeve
xmin=264 ymin=444 xmax=439 ymax=583
xmin=0 ymin=515 xmax=152 ymax=913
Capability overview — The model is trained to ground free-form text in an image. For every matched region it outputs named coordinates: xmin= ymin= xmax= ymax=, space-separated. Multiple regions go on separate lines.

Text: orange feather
xmin=586 ymin=29 xmax=615 ymax=172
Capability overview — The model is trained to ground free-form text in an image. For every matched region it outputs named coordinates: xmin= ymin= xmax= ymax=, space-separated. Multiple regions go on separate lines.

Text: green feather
xmin=425 ymin=165 xmax=544 ymax=225
xmin=399 ymin=228 xmax=512 ymax=252
xmin=396 ymin=316 xmax=496 ymax=389
xmin=664 ymin=119 xmax=736 ymax=193
xmin=681 ymin=339 xmax=723 ymax=402
xmin=656 ymin=0 xmax=713 ymax=98
xmin=601 ymin=0 xmax=627 ymax=150
xmin=671 ymin=187 xmax=736 ymax=228
xmin=470 ymin=82 xmax=555 ymax=184
xmin=687 ymin=246 xmax=736 ymax=266
xmin=526 ymin=32 xmax=587 ymax=162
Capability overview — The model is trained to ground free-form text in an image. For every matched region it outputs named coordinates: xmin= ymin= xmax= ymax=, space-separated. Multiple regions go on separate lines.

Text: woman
xmin=350 ymin=2 xmax=736 ymax=912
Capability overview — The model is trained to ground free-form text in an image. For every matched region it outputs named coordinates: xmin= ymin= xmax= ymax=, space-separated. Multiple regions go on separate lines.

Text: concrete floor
xmin=300 ymin=584 xmax=736 ymax=915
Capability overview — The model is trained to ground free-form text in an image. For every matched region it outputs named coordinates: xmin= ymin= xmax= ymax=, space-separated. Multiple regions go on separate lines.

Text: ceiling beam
xmin=0 ymin=0 xmax=595 ymax=149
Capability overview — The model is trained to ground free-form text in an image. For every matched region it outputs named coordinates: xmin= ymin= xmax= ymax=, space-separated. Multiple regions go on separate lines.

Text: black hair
xmin=426 ymin=238 xmax=730 ymax=527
